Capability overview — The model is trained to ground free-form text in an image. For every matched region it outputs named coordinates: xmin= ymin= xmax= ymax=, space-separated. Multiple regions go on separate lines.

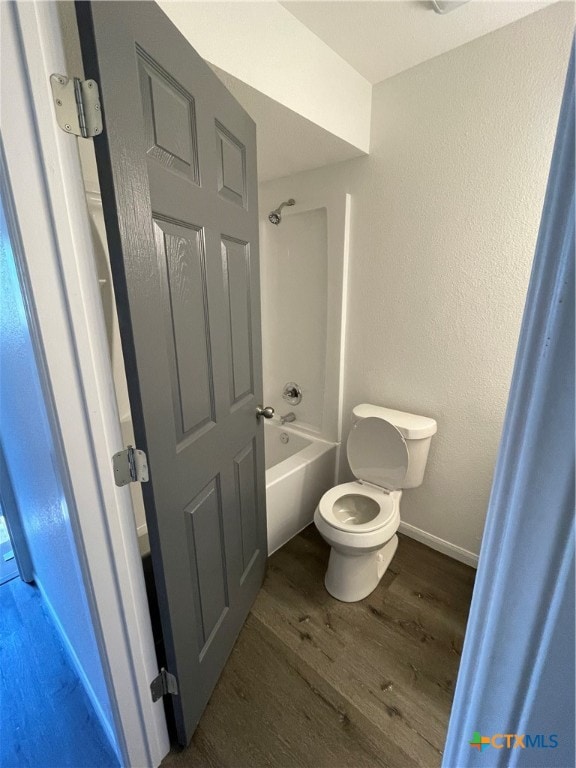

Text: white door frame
xmin=1 ymin=2 xmax=170 ymax=765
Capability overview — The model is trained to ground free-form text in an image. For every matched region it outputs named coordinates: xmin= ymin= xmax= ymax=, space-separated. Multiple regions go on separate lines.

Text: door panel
xmin=138 ymin=52 xmax=200 ymax=183
xmin=153 ymin=218 xmax=215 ymax=441
xmin=185 ymin=477 xmax=228 ymax=649
xmin=222 ymin=236 xmax=254 ymax=405
xmin=216 ymin=122 xmax=247 ymax=208
xmin=76 ymin=1 xmax=267 ymax=744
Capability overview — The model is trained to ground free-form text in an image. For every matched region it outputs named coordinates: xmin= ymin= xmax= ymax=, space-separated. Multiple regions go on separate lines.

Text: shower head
xmin=268 ymin=198 xmax=295 ymax=225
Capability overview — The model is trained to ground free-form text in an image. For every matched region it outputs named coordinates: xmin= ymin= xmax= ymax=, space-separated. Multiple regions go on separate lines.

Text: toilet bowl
xmin=314 ymin=404 xmax=437 ymax=602
xmin=314 ymin=483 xmax=401 ymax=602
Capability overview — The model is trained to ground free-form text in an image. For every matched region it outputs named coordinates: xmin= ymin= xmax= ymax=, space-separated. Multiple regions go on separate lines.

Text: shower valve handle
xmin=256 ymin=405 xmax=275 ymax=420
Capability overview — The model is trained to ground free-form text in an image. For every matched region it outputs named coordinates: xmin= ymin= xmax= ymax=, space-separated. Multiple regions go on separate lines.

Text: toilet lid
xmin=347 ymin=417 xmax=409 ymax=490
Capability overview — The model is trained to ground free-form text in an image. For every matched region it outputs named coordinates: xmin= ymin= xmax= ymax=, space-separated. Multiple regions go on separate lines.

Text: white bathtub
xmin=265 ymin=422 xmax=337 ymax=555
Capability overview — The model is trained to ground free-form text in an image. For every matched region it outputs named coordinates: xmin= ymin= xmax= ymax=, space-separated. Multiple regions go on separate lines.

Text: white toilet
xmin=314 ymin=404 xmax=437 ymax=602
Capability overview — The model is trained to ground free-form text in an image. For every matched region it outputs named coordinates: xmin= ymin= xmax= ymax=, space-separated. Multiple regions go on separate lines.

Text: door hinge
xmin=112 ymin=446 xmax=149 ymax=487
xmin=50 ymin=74 xmax=103 ymax=138
xmin=150 ymin=668 xmax=179 ymax=702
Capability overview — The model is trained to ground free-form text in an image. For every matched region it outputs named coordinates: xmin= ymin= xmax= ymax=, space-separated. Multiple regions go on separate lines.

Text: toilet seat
xmin=317 ymin=481 xmax=396 ymax=533
xmin=347 ymin=417 xmax=409 ymax=491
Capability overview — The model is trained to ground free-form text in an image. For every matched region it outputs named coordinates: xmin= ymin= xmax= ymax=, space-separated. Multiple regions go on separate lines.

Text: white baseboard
xmin=398 ymin=521 xmax=478 ymax=569
xmin=35 ymin=580 xmax=120 ymax=760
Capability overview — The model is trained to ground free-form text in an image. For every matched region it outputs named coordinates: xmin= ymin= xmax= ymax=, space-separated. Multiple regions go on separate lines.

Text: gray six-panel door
xmin=76 ymin=1 xmax=267 ymax=745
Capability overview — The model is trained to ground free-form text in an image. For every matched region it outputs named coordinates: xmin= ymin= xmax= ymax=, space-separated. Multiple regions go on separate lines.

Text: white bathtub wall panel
xmin=262 ymin=208 xmax=328 ymax=432
xmin=260 ymin=193 xmax=351 ymax=444
xmin=259 ymin=4 xmax=573 ymax=560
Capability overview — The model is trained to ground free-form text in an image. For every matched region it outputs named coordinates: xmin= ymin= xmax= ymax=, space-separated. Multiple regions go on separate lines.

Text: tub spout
xmin=280 ymin=412 xmax=296 ymax=424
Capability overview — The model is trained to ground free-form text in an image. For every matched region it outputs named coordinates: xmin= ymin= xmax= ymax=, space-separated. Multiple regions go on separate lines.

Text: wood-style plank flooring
xmin=164 ymin=527 xmax=475 ymax=768
xmin=0 ymin=578 xmax=119 ymax=768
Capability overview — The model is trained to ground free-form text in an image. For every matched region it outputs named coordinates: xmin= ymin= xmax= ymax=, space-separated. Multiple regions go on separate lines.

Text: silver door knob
xmin=256 ymin=405 xmax=275 ymax=419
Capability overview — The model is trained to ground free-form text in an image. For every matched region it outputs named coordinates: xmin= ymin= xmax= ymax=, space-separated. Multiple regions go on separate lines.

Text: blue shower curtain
xmin=442 ymin=43 xmax=575 ymax=768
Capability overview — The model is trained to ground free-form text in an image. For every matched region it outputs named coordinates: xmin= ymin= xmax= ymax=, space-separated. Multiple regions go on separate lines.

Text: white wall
xmin=259 ymin=3 xmax=574 ymax=563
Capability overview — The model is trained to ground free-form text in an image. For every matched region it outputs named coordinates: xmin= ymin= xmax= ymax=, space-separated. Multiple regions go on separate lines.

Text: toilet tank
xmin=352 ymin=404 xmax=437 ymax=489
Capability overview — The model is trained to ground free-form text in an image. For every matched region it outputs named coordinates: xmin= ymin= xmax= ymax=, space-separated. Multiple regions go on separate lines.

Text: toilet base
xmin=324 ymin=534 xmax=398 ymax=603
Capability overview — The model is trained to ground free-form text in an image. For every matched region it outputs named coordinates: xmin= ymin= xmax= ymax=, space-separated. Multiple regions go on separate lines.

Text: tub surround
xmin=260 ymin=193 xmax=350 ymax=445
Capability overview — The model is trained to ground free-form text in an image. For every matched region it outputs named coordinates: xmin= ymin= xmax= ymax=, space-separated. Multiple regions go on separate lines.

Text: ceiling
xmin=280 ymin=0 xmax=555 ymax=84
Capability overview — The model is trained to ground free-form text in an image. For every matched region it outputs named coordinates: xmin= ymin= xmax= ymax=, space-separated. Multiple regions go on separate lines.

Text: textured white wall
xmin=259 ymin=3 xmax=574 ymax=561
